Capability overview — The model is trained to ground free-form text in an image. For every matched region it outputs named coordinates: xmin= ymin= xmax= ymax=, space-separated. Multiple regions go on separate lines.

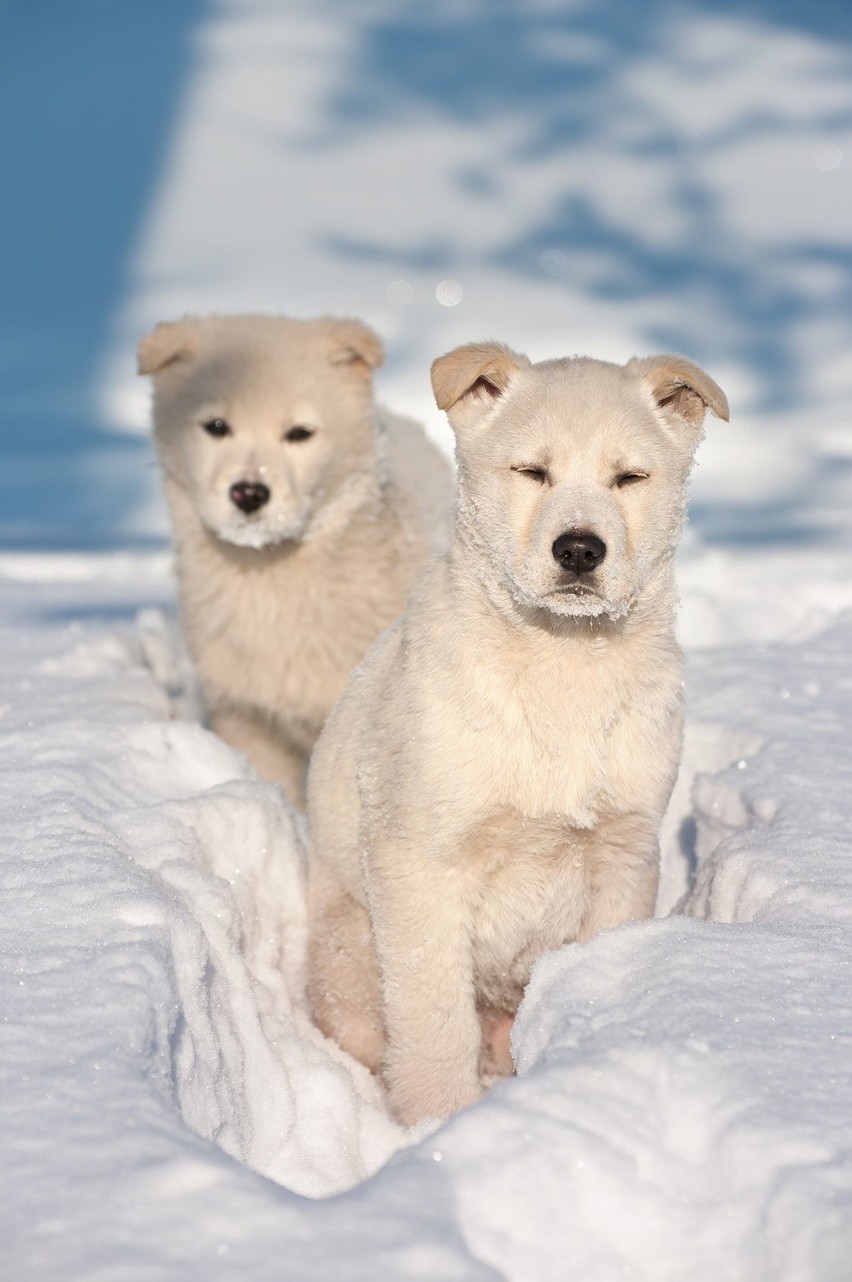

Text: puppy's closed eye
xmin=511 ymin=465 xmax=548 ymax=485
xmin=614 ymin=471 xmax=650 ymax=488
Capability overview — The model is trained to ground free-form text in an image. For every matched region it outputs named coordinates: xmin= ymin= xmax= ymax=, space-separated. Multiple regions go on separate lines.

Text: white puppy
xmin=139 ymin=313 xmax=452 ymax=808
xmin=307 ymin=341 xmax=729 ymax=1125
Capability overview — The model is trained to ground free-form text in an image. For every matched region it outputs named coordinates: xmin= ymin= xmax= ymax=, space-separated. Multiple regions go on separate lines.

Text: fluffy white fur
xmin=139 ymin=313 xmax=453 ymax=808
xmin=306 ymin=341 xmax=729 ymax=1126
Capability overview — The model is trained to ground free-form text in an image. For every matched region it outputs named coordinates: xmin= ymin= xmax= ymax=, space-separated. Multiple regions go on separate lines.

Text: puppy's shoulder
xmin=375 ymin=405 xmax=454 ymax=547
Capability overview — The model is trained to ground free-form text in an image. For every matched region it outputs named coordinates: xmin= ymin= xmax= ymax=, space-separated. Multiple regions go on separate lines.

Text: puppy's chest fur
xmin=448 ymin=635 xmax=680 ymax=1011
xmin=460 ymin=634 xmax=653 ymax=824
xmin=464 ymin=809 xmax=590 ymax=1012
xmin=181 ymin=517 xmax=409 ymax=746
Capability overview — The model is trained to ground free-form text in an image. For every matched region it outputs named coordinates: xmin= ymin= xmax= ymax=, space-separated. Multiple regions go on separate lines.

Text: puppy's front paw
xmin=387 ymin=1059 xmax=483 ymax=1128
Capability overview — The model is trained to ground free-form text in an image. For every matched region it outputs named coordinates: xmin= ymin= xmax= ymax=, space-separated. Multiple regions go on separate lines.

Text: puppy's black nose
xmin=229 ymin=481 xmax=270 ymax=514
xmin=552 ymin=532 xmax=607 ymax=575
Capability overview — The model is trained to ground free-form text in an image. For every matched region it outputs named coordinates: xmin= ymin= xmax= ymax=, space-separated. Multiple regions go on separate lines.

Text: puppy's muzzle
xmin=229 ymin=481 xmax=271 ymax=514
xmin=552 ymin=532 xmax=606 ymax=575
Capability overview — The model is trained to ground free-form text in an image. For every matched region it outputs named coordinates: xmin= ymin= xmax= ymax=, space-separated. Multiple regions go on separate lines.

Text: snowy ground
xmin=2 ymin=2 xmax=851 ymax=1279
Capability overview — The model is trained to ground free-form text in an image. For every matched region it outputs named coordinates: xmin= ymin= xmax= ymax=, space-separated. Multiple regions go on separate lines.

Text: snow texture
xmin=1 ymin=1 xmax=852 ymax=1278
xmin=4 ymin=570 xmax=852 ymax=1280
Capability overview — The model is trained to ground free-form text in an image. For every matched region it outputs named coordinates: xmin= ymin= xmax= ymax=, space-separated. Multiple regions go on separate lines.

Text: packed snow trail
xmin=2 ymin=564 xmax=851 ymax=1280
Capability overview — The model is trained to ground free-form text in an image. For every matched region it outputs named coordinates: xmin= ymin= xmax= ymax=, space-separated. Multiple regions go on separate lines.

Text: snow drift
xmin=2 ymin=582 xmax=851 ymax=1280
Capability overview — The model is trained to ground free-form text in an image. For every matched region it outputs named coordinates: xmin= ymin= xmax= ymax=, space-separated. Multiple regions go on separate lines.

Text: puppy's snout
xmin=552 ymin=532 xmax=606 ymax=575
xmin=229 ymin=481 xmax=270 ymax=514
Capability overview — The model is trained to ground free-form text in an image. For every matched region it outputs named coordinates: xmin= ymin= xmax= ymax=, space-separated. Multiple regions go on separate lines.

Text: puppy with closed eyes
xmin=306 ymin=340 xmax=728 ymax=1125
xmin=139 ymin=313 xmax=453 ymax=808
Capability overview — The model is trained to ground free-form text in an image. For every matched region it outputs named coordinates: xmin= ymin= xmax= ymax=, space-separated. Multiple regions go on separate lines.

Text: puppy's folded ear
xmin=327 ymin=319 xmax=385 ymax=371
xmin=431 ymin=341 xmax=529 ymax=435
xmin=137 ymin=319 xmax=199 ymax=376
xmin=628 ymin=354 xmax=729 ymax=429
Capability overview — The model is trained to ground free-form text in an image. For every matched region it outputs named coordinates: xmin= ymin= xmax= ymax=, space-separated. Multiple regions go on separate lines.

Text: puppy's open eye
xmin=202 ymin=418 xmax=231 ymax=438
xmin=511 ymin=465 xmax=548 ymax=485
xmin=615 ymin=471 xmax=650 ymax=488
xmin=284 ymin=425 xmax=315 ymax=443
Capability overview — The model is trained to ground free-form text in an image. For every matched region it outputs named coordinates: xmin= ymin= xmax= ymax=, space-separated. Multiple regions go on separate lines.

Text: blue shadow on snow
xmin=0 ymin=0 xmax=205 ymax=549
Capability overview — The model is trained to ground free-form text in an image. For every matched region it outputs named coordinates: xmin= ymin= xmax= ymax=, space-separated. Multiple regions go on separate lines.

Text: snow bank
xmin=507 ymin=617 xmax=852 ymax=1281
xmin=2 ymin=574 xmax=851 ymax=1279
xmin=0 ymin=612 xmax=401 ymax=1198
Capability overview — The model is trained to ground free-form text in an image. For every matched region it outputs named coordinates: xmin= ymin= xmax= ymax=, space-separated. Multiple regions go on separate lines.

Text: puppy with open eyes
xmin=138 ymin=314 xmax=453 ymax=808
xmin=307 ymin=340 xmax=729 ymax=1126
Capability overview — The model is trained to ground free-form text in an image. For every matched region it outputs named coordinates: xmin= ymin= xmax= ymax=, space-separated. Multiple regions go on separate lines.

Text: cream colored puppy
xmin=139 ymin=314 xmax=452 ymax=808
xmin=307 ymin=341 xmax=728 ymax=1126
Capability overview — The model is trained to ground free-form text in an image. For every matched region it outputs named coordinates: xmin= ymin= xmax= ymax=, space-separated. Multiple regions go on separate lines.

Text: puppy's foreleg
xmin=368 ymin=851 xmax=482 ymax=1127
xmin=577 ymin=815 xmax=661 ymax=944
xmin=209 ymin=706 xmax=308 ymax=809
xmin=307 ymin=870 xmax=386 ymax=1073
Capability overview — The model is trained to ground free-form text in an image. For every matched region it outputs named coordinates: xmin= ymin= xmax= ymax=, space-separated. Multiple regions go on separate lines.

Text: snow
xmin=4 ymin=573 xmax=852 ymax=1279
xmin=2 ymin=1 xmax=852 ymax=1278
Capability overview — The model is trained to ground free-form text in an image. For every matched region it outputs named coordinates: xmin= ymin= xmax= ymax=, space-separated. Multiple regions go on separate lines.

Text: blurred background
xmin=1 ymin=0 xmax=850 ymax=574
